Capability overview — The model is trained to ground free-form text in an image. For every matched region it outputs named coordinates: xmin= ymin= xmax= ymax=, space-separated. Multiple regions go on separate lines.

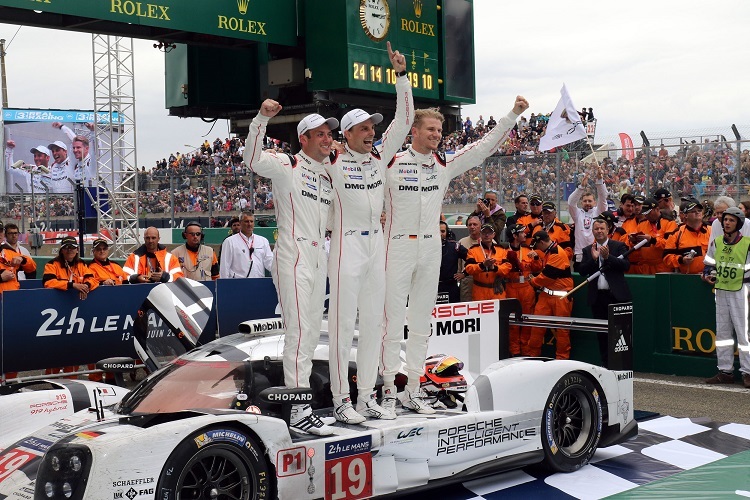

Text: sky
xmin=0 ymin=0 xmax=748 ymax=168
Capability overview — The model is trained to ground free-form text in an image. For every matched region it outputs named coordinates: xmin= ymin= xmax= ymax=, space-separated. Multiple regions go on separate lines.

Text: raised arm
xmin=379 ymin=41 xmax=414 ymax=163
xmin=243 ymin=100 xmax=288 ymax=179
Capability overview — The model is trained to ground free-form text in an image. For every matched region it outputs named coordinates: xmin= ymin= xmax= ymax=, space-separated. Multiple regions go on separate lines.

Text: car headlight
xmin=34 ymin=445 xmax=91 ymax=500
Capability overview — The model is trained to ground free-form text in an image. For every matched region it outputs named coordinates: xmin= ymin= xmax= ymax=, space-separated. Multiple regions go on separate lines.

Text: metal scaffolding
xmin=91 ymin=34 xmax=139 ymax=259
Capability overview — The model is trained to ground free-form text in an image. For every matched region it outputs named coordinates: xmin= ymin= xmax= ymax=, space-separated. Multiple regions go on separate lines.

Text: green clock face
xmin=359 ymin=0 xmax=390 ymax=41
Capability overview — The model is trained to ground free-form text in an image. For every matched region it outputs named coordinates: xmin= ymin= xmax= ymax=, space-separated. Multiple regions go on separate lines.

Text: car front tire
xmin=157 ymin=426 xmax=273 ymax=500
xmin=541 ymin=372 xmax=602 ymax=472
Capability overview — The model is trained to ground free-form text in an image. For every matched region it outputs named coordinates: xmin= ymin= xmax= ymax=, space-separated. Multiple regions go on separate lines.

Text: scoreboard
xmin=305 ymin=0 xmax=474 ymax=104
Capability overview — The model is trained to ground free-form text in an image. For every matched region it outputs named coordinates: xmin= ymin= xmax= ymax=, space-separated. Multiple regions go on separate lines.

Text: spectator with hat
xmin=578 ymin=212 xmax=632 ymax=365
xmin=629 ymin=199 xmax=678 ymax=274
xmin=464 ymin=223 xmax=511 ymax=301
xmin=42 ymin=236 xmax=98 ymax=379
xmin=174 ymin=221 xmax=219 ymax=281
xmin=527 ymin=230 xmax=574 ymax=359
xmin=88 ymin=238 xmax=129 ymax=285
xmin=567 ymin=166 xmax=608 ymax=263
xmin=504 ymin=223 xmax=537 ymax=356
xmin=702 ymin=206 xmax=750 ymax=388
xmin=654 ymin=187 xmax=679 ymax=223
xmin=663 ymin=199 xmax=711 ymax=274
xmin=532 ymin=201 xmax=573 ymax=259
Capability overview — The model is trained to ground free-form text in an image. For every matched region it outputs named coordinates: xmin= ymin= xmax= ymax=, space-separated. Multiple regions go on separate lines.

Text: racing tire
xmin=540 ymin=372 xmax=602 ymax=472
xmin=157 ymin=426 xmax=274 ymax=500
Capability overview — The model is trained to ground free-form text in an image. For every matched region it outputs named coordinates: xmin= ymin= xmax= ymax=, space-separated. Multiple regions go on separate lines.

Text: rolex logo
xmin=237 ymin=0 xmax=249 ymax=15
xmin=413 ymin=0 xmax=422 ymax=18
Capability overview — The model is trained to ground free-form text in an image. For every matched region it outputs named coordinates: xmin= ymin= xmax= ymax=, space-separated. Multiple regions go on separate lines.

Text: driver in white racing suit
xmin=244 ymin=105 xmax=337 ymax=435
xmin=380 ymin=96 xmax=529 ymax=414
xmin=326 ymin=42 xmax=413 ymax=424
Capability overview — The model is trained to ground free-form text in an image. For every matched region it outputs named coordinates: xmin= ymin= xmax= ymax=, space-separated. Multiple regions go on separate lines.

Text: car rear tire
xmin=157 ymin=426 xmax=273 ymax=500
xmin=541 ymin=372 xmax=602 ymax=472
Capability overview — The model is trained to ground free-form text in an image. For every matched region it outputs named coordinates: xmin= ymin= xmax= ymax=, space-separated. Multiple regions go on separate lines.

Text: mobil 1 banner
xmin=608 ymin=302 xmax=633 ymax=371
xmin=404 ymin=300 xmax=500 ymax=381
xmin=2 ymin=109 xmax=122 ymax=195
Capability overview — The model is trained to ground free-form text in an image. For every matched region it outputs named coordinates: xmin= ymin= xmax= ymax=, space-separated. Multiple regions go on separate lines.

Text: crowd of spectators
xmin=3 ymin=109 xmax=748 ymax=221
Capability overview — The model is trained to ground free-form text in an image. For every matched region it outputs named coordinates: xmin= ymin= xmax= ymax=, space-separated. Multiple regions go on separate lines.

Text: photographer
xmin=468 ymin=190 xmax=506 ymax=241
xmin=701 ymin=207 xmax=750 ymax=388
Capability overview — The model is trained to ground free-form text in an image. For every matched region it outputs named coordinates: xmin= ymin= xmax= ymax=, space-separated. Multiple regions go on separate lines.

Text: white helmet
xmin=722 ymin=206 xmax=745 ymax=230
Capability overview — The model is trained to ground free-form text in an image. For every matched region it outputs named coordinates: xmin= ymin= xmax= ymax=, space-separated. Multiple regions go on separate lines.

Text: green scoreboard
xmin=304 ymin=0 xmax=474 ymax=104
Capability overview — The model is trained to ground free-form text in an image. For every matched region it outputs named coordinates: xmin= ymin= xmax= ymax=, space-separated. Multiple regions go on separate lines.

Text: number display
xmin=716 ymin=262 xmax=738 ymax=280
xmin=325 ymin=454 xmax=372 ymax=500
xmin=352 ymin=62 xmax=434 ymax=91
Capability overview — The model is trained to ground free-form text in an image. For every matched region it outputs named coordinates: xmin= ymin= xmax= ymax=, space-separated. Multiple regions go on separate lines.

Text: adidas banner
xmin=608 ymin=302 xmax=633 ymax=370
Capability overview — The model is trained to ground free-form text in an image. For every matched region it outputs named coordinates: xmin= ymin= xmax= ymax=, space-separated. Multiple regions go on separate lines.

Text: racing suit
xmin=244 ymin=117 xmax=333 ymax=389
xmin=504 ymin=244 xmax=536 ymax=356
xmin=663 ymin=223 xmax=711 ymax=274
xmin=464 ymin=242 xmax=511 ymax=300
xmin=527 ymin=243 xmax=573 ymax=359
xmin=703 ymin=234 xmax=750 ymax=377
xmin=381 ymin=109 xmax=519 ymax=392
xmin=326 ymin=75 xmax=413 ymax=402
xmin=567 ymin=180 xmax=607 ymax=261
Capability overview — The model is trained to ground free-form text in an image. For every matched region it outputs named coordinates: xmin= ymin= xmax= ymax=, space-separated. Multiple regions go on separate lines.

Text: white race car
xmin=0 ymin=279 xmax=636 ymax=500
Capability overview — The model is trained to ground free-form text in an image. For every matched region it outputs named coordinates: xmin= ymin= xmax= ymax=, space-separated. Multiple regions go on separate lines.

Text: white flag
xmin=538 ymin=84 xmax=587 ymax=152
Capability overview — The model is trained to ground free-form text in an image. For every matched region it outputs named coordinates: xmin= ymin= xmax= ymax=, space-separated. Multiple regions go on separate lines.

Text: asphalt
xmin=633 ymin=372 xmax=750 ymax=425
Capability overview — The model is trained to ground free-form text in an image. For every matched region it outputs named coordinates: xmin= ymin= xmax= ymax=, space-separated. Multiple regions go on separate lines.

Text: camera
xmin=479 ymin=198 xmax=490 ymax=205
xmin=683 ymin=249 xmax=697 ymax=258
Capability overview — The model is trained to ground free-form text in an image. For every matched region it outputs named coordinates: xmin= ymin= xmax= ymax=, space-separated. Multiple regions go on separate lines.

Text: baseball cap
xmin=529 ymin=230 xmax=548 ymax=248
xmin=680 ymin=198 xmax=703 ymax=213
xmin=506 ymin=223 xmax=525 ymax=235
xmin=640 ymin=199 xmax=658 ymax=215
xmin=653 ymin=188 xmax=672 ymax=201
xmin=60 ymin=236 xmax=78 ymax=248
xmin=480 ymin=223 xmax=495 ymax=232
xmin=529 ymin=194 xmax=543 ymax=204
xmin=92 ymin=238 xmax=109 ymax=248
xmin=48 ymin=140 xmax=68 ymax=151
xmin=594 ymin=211 xmax=618 ymax=227
xmin=634 ymin=195 xmax=646 ymax=205
xmin=340 ymin=108 xmax=383 ymax=132
xmin=30 ymin=145 xmax=51 ymax=156
xmin=296 ymin=113 xmax=339 ymax=137
xmin=541 ymin=201 xmax=556 ymax=212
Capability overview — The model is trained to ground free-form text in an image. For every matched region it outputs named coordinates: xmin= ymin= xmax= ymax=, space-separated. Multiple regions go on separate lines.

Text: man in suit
xmin=578 ymin=211 xmax=632 ymax=366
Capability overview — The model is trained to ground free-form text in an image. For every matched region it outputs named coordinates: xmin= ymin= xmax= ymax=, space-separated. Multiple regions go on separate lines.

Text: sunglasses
xmin=186 ymin=232 xmax=203 ymax=236
xmin=530 ymin=201 xmax=542 ymax=206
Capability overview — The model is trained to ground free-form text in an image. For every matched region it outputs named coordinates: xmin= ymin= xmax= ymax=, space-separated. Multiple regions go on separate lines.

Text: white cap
xmin=340 ymin=108 xmax=383 ymax=132
xmin=297 ymin=114 xmax=339 ymax=137
xmin=30 ymin=145 xmax=51 ymax=156
xmin=48 ymin=140 xmax=68 ymax=151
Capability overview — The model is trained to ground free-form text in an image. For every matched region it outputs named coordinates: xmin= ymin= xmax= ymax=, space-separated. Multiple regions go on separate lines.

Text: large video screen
xmin=2 ymin=109 xmax=122 ymax=195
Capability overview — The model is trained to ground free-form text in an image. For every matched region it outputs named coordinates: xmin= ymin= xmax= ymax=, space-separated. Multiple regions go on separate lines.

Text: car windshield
xmin=119 ymin=359 xmax=249 ymax=414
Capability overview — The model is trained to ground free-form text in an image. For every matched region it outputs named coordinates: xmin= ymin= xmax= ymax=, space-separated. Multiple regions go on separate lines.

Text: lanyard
xmin=240 ymin=233 xmax=255 ymax=277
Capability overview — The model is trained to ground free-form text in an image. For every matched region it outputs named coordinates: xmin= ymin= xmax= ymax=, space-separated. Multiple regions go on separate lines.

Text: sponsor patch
xmin=194 ymin=429 xmax=248 ymax=449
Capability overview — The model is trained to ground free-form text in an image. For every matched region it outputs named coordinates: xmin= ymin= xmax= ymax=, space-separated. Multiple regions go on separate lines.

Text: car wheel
xmin=541 ymin=372 xmax=602 ymax=472
xmin=157 ymin=426 xmax=273 ymax=500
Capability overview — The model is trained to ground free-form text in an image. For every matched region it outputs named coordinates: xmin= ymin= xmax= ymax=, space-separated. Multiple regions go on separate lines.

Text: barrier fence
xmin=0 ymin=272 xmax=733 ymax=382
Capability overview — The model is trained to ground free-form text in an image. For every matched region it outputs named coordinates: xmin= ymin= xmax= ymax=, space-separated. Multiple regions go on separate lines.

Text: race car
xmin=0 ymin=279 xmax=637 ymax=500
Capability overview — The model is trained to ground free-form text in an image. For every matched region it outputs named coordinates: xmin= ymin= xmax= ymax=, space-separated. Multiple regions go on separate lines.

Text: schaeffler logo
xmin=413 ymin=0 xmax=422 ymax=18
xmin=237 ymin=0 xmax=249 ymax=15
